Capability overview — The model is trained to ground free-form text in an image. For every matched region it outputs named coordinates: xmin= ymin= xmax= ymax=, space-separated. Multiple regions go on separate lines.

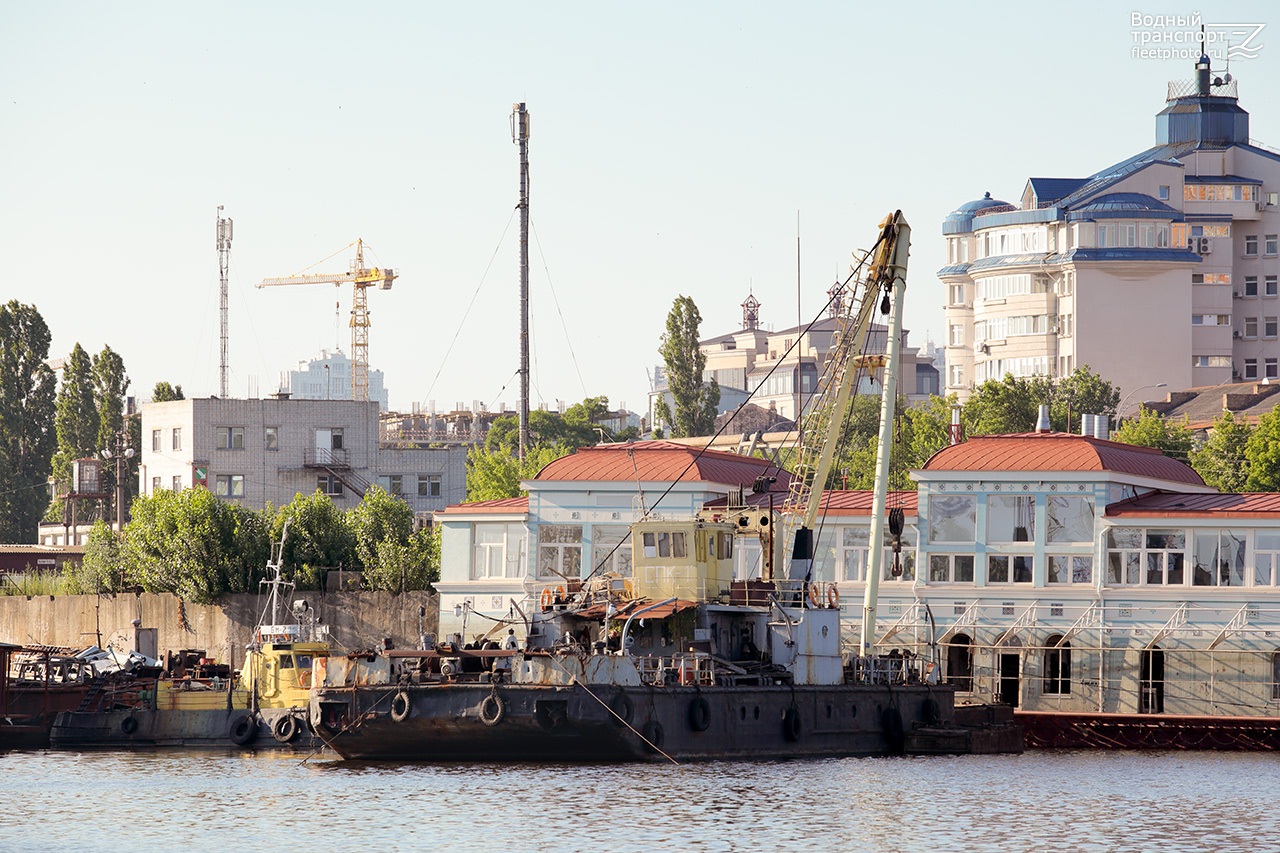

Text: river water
xmin=1 ymin=748 xmax=1276 ymax=852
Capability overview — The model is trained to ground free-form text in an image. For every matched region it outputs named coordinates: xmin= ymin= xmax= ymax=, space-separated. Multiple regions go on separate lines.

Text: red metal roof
xmin=1107 ymin=491 xmax=1280 ymax=518
xmin=701 ymin=489 xmax=918 ymax=516
xmin=436 ymin=496 xmax=529 ymax=515
xmin=922 ymin=433 xmax=1205 ymax=486
xmin=535 ymin=440 xmax=790 ymax=489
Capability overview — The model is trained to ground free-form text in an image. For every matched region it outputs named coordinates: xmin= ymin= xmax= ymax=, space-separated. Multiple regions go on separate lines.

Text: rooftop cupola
xmin=1156 ymin=55 xmax=1248 ymax=147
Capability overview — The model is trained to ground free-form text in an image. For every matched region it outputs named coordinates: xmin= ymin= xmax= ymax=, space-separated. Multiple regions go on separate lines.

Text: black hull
xmin=50 ymin=707 xmax=315 ymax=750
xmin=1018 ymin=710 xmax=1280 ymax=750
xmin=313 ymin=682 xmax=959 ymax=762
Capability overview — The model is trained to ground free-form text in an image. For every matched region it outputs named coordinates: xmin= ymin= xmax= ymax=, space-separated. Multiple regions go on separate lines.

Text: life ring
xmin=479 ymin=694 xmax=506 ymax=727
xmin=540 ymin=587 xmax=554 ymax=610
xmin=883 ymin=706 xmax=905 ymax=754
xmin=229 ymin=714 xmax=258 ymax=746
xmin=120 ymin=716 xmax=139 ymax=735
xmin=807 ymin=583 xmax=821 ymax=608
xmin=609 ymin=692 xmax=634 ymax=727
xmin=390 ymin=690 xmax=412 ymax=723
xmin=272 ymin=714 xmax=300 ymax=744
xmin=827 ymin=585 xmax=840 ymax=609
xmin=641 ymin=720 xmax=665 ymax=752
xmin=782 ymin=706 xmax=801 ymax=742
xmin=688 ymin=696 xmax=711 ymax=732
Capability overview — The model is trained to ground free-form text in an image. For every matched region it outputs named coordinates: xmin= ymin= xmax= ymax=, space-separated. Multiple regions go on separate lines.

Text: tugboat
xmin=50 ymin=523 xmax=329 ymax=749
xmin=309 ymin=212 xmax=1022 ymax=762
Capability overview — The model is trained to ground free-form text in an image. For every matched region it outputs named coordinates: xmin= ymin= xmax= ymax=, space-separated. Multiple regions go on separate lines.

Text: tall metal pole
xmin=216 ymin=206 xmax=234 ymax=398
xmin=860 ymin=216 xmax=911 ymax=658
xmin=512 ymin=103 xmax=531 ymax=460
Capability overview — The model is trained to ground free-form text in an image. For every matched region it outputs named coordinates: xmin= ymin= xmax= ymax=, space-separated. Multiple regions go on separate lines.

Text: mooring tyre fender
xmin=120 ymin=716 xmax=139 ymax=735
xmin=688 ymin=696 xmax=711 ymax=732
xmin=641 ymin=720 xmax=665 ymax=752
xmin=883 ymin=706 xmax=905 ymax=753
xmin=390 ymin=690 xmax=412 ymax=723
xmin=922 ymin=697 xmax=941 ymax=726
xmin=229 ymin=714 xmax=258 ymax=747
xmin=272 ymin=714 xmax=299 ymax=744
xmin=609 ymin=692 xmax=634 ymax=727
xmin=782 ymin=706 xmax=801 ymax=742
xmin=479 ymin=694 xmax=507 ymax=727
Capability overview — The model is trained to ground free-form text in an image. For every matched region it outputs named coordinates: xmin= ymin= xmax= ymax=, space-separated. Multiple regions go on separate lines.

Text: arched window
xmin=1043 ymin=634 xmax=1071 ymax=695
xmin=946 ymin=633 xmax=973 ymax=692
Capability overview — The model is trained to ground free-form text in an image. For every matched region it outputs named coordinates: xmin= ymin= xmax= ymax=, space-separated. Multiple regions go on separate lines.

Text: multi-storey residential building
xmin=140 ymin=397 xmax=465 ymax=522
xmin=650 ymin=292 xmax=938 ymax=430
xmin=279 ymin=349 xmax=389 ymax=411
xmin=942 ymin=56 xmax=1280 ymax=405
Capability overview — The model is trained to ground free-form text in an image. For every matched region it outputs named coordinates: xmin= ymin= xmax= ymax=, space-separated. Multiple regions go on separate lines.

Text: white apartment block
xmin=280 ymin=349 xmax=389 ymax=411
xmin=942 ymin=57 xmax=1280 ymax=405
xmin=140 ymin=397 xmax=466 ymax=522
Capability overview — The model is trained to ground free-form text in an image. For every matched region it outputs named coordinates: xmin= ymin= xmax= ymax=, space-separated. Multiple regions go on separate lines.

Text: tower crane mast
xmin=256 ymin=238 xmax=397 ymax=402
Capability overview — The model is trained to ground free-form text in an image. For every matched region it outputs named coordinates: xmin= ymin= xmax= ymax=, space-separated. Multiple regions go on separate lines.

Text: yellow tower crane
xmin=257 ymin=238 xmax=397 ymax=402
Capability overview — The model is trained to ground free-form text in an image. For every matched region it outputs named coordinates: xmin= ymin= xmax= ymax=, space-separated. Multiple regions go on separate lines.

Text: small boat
xmin=308 ymin=212 xmax=1022 ymax=762
xmin=0 ymin=643 xmax=100 ymax=749
xmin=51 ymin=523 xmax=330 ymax=749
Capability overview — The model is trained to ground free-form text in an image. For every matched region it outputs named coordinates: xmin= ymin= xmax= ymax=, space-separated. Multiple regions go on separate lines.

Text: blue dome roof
xmin=1066 ymin=192 xmax=1181 ymax=221
xmin=943 ymin=192 xmax=1014 ymax=234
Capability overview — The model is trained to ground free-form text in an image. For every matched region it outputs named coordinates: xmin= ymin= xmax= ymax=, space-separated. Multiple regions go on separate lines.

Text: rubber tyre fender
xmin=883 ymin=706 xmax=905 ymax=754
xmin=609 ymin=692 xmax=634 ymax=727
xmin=641 ymin=720 xmax=665 ymax=753
xmin=922 ymin=697 xmax=941 ymax=726
xmin=272 ymin=714 xmax=300 ymax=744
xmin=229 ymin=714 xmax=258 ymax=747
xmin=688 ymin=696 xmax=711 ymax=732
xmin=120 ymin=716 xmax=139 ymax=735
xmin=782 ymin=706 xmax=802 ymax=742
xmin=479 ymin=694 xmax=507 ymax=727
xmin=390 ymin=690 xmax=412 ymax=723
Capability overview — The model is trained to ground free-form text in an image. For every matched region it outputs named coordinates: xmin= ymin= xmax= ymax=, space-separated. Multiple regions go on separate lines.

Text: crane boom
xmin=256 ymin=238 xmax=397 ymax=402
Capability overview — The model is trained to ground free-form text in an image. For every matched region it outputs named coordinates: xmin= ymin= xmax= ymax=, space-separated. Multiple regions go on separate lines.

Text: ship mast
xmin=512 ymin=103 xmax=531 ymax=460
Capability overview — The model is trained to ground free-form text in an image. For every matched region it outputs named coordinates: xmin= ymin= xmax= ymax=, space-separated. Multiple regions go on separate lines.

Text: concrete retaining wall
xmin=0 ymin=590 xmax=439 ymax=661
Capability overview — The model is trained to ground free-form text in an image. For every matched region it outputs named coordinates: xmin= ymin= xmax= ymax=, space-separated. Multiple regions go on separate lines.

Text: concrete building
xmin=140 ymin=397 xmax=466 ymax=522
xmin=280 ymin=349 xmax=389 ymax=411
xmin=941 ymin=56 xmax=1280 ymax=406
xmin=649 ymin=292 xmax=938 ymax=432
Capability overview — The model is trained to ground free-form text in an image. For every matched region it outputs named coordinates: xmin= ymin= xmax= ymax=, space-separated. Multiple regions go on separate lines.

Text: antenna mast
xmin=512 ymin=102 xmax=531 ymax=460
xmin=216 ymin=206 xmax=234 ymax=398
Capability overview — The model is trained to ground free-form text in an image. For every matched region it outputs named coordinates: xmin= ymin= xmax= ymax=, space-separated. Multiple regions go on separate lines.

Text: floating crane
xmin=257 ymin=239 xmax=397 ymax=402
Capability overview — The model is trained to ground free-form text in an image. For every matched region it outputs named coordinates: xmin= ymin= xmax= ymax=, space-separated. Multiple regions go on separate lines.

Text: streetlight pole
xmin=100 ymin=430 xmax=136 ymax=532
xmin=1119 ymin=382 xmax=1168 ymax=422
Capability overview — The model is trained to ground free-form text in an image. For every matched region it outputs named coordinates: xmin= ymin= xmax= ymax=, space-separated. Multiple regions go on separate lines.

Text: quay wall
xmin=0 ymin=591 xmax=439 ymax=660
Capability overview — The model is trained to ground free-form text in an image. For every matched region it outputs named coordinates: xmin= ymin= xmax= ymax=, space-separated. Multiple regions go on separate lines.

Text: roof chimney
xmin=949 ymin=404 xmax=965 ymax=445
xmin=1035 ymin=404 xmax=1051 ymax=433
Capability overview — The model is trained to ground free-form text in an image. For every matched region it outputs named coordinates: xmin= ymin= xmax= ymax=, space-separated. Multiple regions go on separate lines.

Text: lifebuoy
xmin=782 ymin=706 xmax=801 ymax=742
xmin=229 ymin=714 xmax=258 ymax=746
xmin=272 ymin=714 xmax=300 ymax=743
xmin=609 ymin=692 xmax=634 ymax=727
xmin=688 ymin=696 xmax=711 ymax=732
xmin=390 ymin=691 xmax=412 ymax=723
xmin=641 ymin=720 xmax=665 ymax=752
xmin=807 ymin=583 xmax=821 ymax=608
xmin=480 ymin=694 xmax=506 ymax=727
xmin=121 ymin=716 xmax=139 ymax=735
xmin=540 ymin=587 xmax=554 ymax=610
xmin=827 ymin=585 xmax=840 ymax=609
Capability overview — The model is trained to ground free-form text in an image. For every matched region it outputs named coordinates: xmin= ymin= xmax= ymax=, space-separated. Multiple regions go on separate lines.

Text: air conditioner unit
xmin=1200 ymin=237 xmax=1213 ymax=254
xmin=1234 ymin=331 xmax=1244 ymax=339
xmin=1234 ymin=291 xmax=1243 ymax=298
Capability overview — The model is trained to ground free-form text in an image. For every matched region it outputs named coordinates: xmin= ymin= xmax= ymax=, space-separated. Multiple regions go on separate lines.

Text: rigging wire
xmin=530 ymin=218 xmax=588 ymax=400
xmin=423 ymin=209 xmax=518 ymax=403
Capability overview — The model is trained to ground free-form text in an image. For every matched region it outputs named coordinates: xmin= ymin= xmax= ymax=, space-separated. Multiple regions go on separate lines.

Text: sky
xmin=2 ymin=2 xmax=1276 ymax=417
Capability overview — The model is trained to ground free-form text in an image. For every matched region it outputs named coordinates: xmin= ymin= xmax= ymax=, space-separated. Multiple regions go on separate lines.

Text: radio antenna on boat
xmin=257 ymin=520 xmax=295 ymax=636
xmin=512 ymin=102 xmax=531 ymax=460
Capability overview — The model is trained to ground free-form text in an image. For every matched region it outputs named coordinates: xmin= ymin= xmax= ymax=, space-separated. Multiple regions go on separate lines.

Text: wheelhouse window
xmin=641 ymin=530 xmax=686 ymax=560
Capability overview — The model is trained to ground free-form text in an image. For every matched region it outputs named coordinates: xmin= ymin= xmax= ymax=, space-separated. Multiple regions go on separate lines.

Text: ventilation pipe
xmin=1094 ymin=415 xmax=1110 ymax=441
xmin=949 ymin=404 xmax=964 ymax=445
xmin=1035 ymin=404 xmax=1051 ymax=433
xmin=1081 ymin=414 xmax=1095 ymax=436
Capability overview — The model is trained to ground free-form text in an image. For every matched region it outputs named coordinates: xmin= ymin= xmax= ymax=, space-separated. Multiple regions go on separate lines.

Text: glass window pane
xmin=1072 ymin=556 xmax=1092 ymax=584
xmin=988 ymin=495 xmax=1035 ymax=543
xmin=929 ymin=495 xmax=976 ymax=543
xmin=955 ymin=555 xmax=974 ymax=582
xmin=1047 ymin=496 xmax=1094 ymax=543
xmin=988 ymin=555 xmax=1009 ymax=583
xmin=930 ymin=554 xmax=950 ymax=582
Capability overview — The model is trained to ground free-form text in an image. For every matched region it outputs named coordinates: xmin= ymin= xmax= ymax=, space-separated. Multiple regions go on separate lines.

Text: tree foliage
xmin=655 ymin=295 xmax=719 ymax=437
xmin=466 ymin=443 xmax=565 ymax=502
xmin=151 ymin=381 xmax=184 ymax=402
xmin=52 ymin=344 xmax=98 ymax=488
xmin=1245 ymin=408 xmax=1280 ymax=492
xmin=270 ymin=490 xmax=357 ymax=589
xmin=0 ymin=301 xmax=57 ymax=542
xmin=92 ymin=345 xmax=136 ymax=517
xmin=1190 ymin=411 xmax=1252 ymax=492
xmin=1110 ymin=406 xmax=1194 ymax=461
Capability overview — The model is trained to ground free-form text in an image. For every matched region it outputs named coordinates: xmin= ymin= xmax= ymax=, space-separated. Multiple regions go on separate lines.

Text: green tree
xmin=466 ymin=444 xmax=566 ymax=502
xmin=49 ymin=343 xmax=99 ymax=521
xmin=270 ymin=490 xmax=357 ymax=589
xmin=0 ymin=301 xmax=57 ymax=542
xmin=348 ymin=485 xmax=415 ymax=592
xmin=1191 ymin=410 xmax=1253 ymax=492
xmin=1111 ymin=406 xmax=1194 ymax=462
xmin=654 ymin=295 xmax=720 ymax=437
xmin=66 ymin=520 xmax=130 ymax=594
xmin=125 ymin=488 xmax=269 ymax=603
xmin=151 ymin=381 xmax=184 ymax=402
xmin=92 ymin=346 xmax=137 ymax=520
xmin=1245 ymin=407 xmax=1280 ymax=491
xmin=1051 ymin=365 xmax=1120 ymax=433
xmin=964 ymin=373 xmax=1050 ymax=436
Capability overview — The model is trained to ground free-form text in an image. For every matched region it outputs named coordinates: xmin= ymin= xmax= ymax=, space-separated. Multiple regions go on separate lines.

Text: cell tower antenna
xmin=216 ymin=206 xmax=234 ymax=398
xmin=511 ymin=102 xmax=531 ymax=461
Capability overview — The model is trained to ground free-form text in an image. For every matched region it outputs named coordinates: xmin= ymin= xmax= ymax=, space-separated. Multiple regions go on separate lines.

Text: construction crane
xmin=257 ymin=239 xmax=397 ymax=402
